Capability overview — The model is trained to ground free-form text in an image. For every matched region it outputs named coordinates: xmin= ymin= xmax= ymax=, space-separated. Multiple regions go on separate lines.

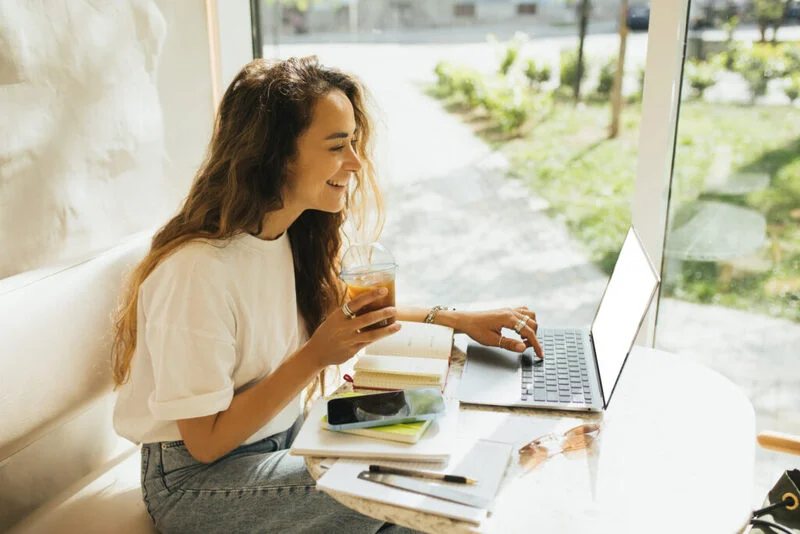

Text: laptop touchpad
xmin=459 ymin=343 xmax=520 ymax=405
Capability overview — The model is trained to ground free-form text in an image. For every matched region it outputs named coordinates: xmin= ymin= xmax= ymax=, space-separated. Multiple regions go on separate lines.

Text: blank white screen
xmin=591 ymin=228 xmax=660 ymax=407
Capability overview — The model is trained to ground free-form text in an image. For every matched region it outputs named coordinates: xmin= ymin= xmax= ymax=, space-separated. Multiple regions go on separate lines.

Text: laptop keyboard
xmin=521 ymin=328 xmax=593 ymax=405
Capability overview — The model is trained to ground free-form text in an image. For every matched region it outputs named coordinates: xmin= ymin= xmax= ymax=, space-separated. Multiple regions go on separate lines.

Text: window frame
xmin=631 ymin=0 xmax=691 ymax=345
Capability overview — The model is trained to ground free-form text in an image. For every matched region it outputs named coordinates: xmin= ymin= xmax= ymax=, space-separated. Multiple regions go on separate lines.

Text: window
xmin=252 ymin=0 xmax=648 ymax=338
xmin=517 ymin=4 xmax=537 ymax=16
xmin=454 ymin=4 xmax=476 ymax=18
xmin=252 ymin=0 xmax=797 ymax=506
xmin=639 ymin=0 xmax=800 ymax=504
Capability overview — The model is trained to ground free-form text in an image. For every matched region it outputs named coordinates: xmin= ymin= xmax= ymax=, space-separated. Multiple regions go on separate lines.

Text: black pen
xmin=368 ymin=464 xmax=478 ymax=485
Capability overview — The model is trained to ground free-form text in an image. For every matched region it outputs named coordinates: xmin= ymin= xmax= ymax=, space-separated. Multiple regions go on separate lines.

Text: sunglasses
xmin=519 ymin=423 xmax=602 ymax=468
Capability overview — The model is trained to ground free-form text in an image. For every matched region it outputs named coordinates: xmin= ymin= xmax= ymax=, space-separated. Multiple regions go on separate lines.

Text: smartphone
xmin=326 ymin=387 xmax=446 ymax=431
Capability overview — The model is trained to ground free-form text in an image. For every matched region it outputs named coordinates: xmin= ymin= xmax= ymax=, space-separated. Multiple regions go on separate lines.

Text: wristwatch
xmin=424 ymin=305 xmax=456 ymax=324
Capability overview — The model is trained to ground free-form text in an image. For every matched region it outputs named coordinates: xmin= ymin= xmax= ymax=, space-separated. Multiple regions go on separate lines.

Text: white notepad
xmin=316 ymin=439 xmax=513 ymax=526
xmin=289 ymin=397 xmax=459 ymax=462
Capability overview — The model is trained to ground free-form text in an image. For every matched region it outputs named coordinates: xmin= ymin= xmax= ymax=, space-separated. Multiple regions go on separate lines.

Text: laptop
xmin=458 ymin=226 xmax=660 ymax=412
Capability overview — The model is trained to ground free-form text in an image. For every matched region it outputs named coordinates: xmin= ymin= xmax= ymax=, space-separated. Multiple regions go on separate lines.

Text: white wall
xmin=0 ymin=0 xmax=225 ymax=279
xmin=155 ymin=0 xmax=217 ymax=208
xmin=217 ymin=0 xmax=255 ymax=92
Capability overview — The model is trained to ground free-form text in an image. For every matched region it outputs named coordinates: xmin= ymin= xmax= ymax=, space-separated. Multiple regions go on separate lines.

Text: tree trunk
xmin=575 ymin=0 xmax=590 ymax=103
xmin=609 ymin=0 xmax=629 ymax=138
xmin=773 ymin=0 xmax=792 ymax=43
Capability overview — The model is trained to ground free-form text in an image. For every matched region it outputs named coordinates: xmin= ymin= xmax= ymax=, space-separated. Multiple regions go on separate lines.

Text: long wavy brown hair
xmin=111 ymin=57 xmax=384 ymax=407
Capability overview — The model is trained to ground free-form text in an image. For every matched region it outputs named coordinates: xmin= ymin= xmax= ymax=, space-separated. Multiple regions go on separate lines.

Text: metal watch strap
xmin=424 ymin=305 xmax=455 ymax=324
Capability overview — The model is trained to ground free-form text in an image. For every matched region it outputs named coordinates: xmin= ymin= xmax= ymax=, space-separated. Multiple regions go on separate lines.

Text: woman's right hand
xmin=306 ymin=287 xmax=400 ymax=368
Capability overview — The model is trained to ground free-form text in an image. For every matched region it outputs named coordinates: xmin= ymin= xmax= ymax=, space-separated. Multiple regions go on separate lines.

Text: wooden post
xmin=609 ymin=0 xmax=629 ymax=138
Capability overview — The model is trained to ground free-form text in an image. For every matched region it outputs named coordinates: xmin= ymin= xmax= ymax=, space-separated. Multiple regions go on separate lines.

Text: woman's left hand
xmin=456 ymin=306 xmax=543 ymax=358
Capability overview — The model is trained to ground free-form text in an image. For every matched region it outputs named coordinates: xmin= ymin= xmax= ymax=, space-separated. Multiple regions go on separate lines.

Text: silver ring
xmin=513 ymin=317 xmax=527 ymax=334
xmin=342 ymin=302 xmax=356 ymax=320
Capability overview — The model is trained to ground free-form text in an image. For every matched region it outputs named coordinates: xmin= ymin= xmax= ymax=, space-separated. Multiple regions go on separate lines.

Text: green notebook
xmin=320 ymin=415 xmax=432 ymax=444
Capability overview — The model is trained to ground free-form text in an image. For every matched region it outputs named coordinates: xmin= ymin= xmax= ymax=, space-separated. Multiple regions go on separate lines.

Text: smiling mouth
xmin=326 ymin=180 xmax=348 ymax=189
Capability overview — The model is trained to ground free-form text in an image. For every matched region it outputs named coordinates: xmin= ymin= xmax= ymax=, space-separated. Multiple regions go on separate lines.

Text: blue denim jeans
xmin=140 ymin=417 xmax=420 ymax=534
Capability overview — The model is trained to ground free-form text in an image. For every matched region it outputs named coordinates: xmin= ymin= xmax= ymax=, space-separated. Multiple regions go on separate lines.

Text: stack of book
xmin=347 ymin=321 xmax=454 ymax=391
xmin=289 ymin=322 xmax=511 ymax=526
xmin=290 ymin=396 xmax=457 ymax=462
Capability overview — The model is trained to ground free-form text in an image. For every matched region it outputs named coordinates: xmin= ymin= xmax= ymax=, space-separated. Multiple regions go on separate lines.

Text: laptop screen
xmin=590 ymin=227 xmax=660 ymax=408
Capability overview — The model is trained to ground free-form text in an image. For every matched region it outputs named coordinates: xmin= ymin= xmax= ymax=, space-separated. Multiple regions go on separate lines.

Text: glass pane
xmin=255 ymin=1 xmax=649 ymax=327
xmin=655 ymin=2 xmax=800 ymax=503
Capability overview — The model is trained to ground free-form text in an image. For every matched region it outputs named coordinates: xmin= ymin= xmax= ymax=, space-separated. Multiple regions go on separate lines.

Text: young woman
xmin=111 ymin=56 xmax=542 ymax=534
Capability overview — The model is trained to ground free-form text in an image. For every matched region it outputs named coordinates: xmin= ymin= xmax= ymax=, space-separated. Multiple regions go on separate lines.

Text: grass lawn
xmin=458 ymin=97 xmax=800 ymax=321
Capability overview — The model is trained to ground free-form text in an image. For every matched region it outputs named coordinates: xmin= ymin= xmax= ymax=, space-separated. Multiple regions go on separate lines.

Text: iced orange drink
xmin=340 ymin=243 xmax=397 ymax=332
xmin=344 ymin=270 xmax=396 ymax=331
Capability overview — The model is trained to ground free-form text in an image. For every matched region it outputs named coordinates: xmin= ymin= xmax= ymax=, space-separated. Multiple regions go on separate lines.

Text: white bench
xmin=1 ymin=233 xmax=156 ymax=534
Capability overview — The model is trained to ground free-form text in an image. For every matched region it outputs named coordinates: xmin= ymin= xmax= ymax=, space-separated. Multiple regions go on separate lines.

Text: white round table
xmin=307 ymin=344 xmax=756 ymax=534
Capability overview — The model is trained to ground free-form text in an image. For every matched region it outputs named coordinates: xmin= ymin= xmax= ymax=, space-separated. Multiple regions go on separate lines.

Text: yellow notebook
xmin=320 ymin=415 xmax=432 ymax=444
xmin=349 ymin=321 xmax=454 ymax=391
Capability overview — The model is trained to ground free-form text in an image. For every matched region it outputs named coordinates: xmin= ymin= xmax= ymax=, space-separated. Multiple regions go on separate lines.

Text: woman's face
xmin=284 ymin=89 xmax=362 ymax=214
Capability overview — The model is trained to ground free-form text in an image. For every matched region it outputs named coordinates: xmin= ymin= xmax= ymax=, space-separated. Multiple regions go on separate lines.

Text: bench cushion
xmin=0 ymin=232 xmax=152 ymax=529
xmin=9 ymin=448 xmax=155 ymax=534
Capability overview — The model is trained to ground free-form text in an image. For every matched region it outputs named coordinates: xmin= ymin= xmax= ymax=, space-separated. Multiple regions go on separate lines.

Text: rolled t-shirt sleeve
xmin=141 ymin=250 xmax=237 ymax=421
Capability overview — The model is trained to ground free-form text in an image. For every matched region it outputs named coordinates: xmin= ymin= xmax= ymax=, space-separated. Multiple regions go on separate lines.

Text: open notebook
xmin=316 ymin=439 xmax=513 ymax=525
xmin=348 ymin=321 xmax=454 ymax=391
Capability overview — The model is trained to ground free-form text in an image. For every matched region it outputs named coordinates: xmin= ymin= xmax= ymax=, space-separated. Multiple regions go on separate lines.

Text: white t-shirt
xmin=113 ymin=231 xmax=306 ymax=445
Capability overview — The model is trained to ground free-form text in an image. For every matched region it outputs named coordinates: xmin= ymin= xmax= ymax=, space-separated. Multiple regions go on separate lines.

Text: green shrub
xmin=596 ymin=56 xmax=616 ymax=98
xmin=523 ymin=59 xmax=551 ymax=90
xmin=559 ymin=49 xmax=586 ymax=93
xmin=784 ymin=74 xmax=800 ymax=104
xmin=433 ymin=61 xmax=456 ymax=96
xmin=685 ymin=59 xmax=720 ymax=99
xmin=453 ymin=69 xmax=484 ymax=109
xmin=734 ymin=43 xmax=785 ymax=103
xmin=780 ymin=43 xmax=800 ymax=76
xmin=480 ymin=82 xmax=551 ymax=133
xmin=433 ymin=62 xmax=485 ymax=109
xmin=678 ymin=262 xmax=722 ymax=303
xmin=722 ymin=15 xmax=739 ymax=41
xmin=499 ymin=47 xmax=519 ymax=77
xmin=480 ymin=84 xmax=526 ymax=132
xmin=498 ymin=31 xmax=528 ymax=76
xmin=717 ymin=41 xmax=742 ymax=71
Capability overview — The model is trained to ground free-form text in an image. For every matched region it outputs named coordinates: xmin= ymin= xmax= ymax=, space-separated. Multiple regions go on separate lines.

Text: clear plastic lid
xmin=339 ymin=242 xmax=397 ymax=282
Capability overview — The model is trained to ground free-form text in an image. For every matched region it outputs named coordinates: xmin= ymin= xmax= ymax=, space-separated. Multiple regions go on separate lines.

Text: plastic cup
xmin=340 ymin=243 xmax=397 ymax=331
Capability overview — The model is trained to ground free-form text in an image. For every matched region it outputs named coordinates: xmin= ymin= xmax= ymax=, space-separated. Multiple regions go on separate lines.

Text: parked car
xmin=690 ymin=1 xmax=744 ymax=29
xmin=627 ymin=3 xmax=650 ymax=31
xmin=787 ymin=1 xmax=800 ymax=23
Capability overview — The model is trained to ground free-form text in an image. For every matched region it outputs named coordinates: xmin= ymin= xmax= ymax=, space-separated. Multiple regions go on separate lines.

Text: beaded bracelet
xmin=424 ymin=305 xmax=456 ymax=324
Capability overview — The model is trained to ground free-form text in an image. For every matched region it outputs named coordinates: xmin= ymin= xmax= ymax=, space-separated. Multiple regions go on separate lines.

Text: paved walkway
xmin=280 ymin=42 xmax=800 ymax=505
